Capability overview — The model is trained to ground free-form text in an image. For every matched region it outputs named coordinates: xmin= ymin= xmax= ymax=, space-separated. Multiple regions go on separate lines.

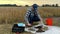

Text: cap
xmin=32 ymin=4 xmax=38 ymax=10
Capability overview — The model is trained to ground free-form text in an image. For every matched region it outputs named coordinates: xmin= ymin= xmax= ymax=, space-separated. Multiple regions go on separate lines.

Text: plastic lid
xmin=17 ymin=23 xmax=25 ymax=27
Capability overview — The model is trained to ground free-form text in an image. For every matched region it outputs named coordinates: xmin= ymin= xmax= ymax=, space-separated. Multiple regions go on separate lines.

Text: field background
xmin=0 ymin=7 xmax=60 ymax=24
xmin=0 ymin=7 xmax=60 ymax=34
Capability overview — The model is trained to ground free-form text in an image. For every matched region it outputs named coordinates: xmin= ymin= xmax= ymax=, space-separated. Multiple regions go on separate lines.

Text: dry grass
xmin=0 ymin=24 xmax=32 ymax=34
xmin=0 ymin=7 xmax=27 ymax=24
xmin=0 ymin=7 xmax=60 ymax=24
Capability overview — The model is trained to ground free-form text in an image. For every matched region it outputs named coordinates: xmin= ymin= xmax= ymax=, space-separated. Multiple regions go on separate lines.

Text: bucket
xmin=46 ymin=18 xmax=53 ymax=26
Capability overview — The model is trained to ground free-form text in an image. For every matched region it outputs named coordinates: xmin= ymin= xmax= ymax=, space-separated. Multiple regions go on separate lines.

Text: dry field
xmin=0 ymin=7 xmax=60 ymax=24
xmin=0 ymin=7 xmax=60 ymax=34
xmin=0 ymin=24 xmax=32 ymax=34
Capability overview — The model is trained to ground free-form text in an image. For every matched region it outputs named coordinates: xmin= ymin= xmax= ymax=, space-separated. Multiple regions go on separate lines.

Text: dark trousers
xmin=28 ymin=16 xmax=40 ymax=24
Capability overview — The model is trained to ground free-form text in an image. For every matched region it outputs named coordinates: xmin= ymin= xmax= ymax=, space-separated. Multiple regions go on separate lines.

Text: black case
xmin=12 ymin=24 xmax=25 ymax=33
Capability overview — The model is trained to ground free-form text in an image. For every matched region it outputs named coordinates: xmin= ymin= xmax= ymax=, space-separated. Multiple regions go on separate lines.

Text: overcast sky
xmin=0 ymin=0 xmax=59 ymax=6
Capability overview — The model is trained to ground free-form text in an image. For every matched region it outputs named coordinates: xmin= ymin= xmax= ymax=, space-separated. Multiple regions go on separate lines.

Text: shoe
xmin=35 ymin=26 xmax=45 ymax=32
xmin=35 ymin=26 xmax=42 ymax=28
xmin=36 ymin=30 xmax=45 ymax=32
xmin=36 ymin=31 xmax=45 ymax=32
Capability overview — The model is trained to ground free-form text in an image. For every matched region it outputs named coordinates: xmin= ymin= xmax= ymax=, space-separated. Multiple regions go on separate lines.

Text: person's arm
xmin=24 ymin=10 xmax=30 ymax=24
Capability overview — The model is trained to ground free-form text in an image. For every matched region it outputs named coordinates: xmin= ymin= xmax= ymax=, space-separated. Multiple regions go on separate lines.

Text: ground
xmin=0 ymin=24 xmax=32 ymax=34
xmin=0 ymin=17 xmax=60 ymax=34
xmin=36 ymin=26 xmax=60 ymax=34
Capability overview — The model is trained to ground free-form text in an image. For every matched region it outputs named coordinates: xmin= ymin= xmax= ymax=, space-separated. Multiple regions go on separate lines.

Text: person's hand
xmin=28 ymin=23 xmax=32 ymax=26
xmin=26 ymin=23 xmax=32 ymax=27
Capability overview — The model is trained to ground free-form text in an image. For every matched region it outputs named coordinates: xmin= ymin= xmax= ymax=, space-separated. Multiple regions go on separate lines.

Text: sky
xmin=0 ymin=0 xmax=59 ymax=6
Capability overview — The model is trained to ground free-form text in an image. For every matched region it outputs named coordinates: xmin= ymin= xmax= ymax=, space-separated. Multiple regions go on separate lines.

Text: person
xmin=25 ymin=4 xmax=45 ymax=32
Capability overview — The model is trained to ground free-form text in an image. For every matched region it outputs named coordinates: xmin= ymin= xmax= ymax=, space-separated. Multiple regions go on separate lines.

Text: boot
xmin=36 ymin=28 xmax=45 ymax=32
xmin=35 ymin=26 xmax=45 ymax=32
